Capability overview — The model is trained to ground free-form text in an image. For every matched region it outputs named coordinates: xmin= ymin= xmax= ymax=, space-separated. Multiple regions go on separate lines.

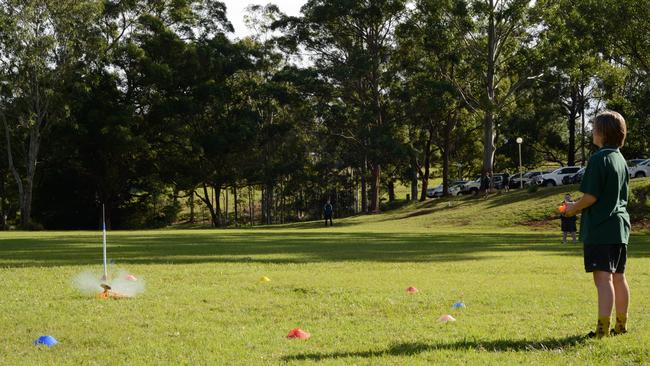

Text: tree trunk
xmin=567 ymin=88 xmax=578 ymax=166
xmin=200 ymin=183 xmax=218 ymax=227
xmin=410 ymin=156 xmax=418 ymax=202
xmin=482 ymin=0 xmax=497 ymax=179
xmin=224 ymin=186 xmax=229 ymax=226
xmin=0 ymin=171 xmax=5 ymax=230
xmin=370 ymin=163 xmax=381 ymax=212
xmin=214 ymin=184 xmax=222 ymax=227
xmin=361 ymin=158 xmax=368 ymax=213
xmin=387 ymin=180 xmax=395 ymax=202
xmin=261 ymin=186 xmax=265 ymax=225
xmin=265 ymin=182 xmax=273 ymax=225
xmin=442 ymin=124 xmax=451 ymax=196
xmin=354 ymin=170 xmax=359 ymax=213
xmin=3 ymin=113 xmax=27 ymax=228
xmin=420 ymin=126 xmax=434 ymax=201
xmin=281 ymin=181 xmax=286 ymax=224
xmin=189 ymin=190 xmax=195 ymax=223
xmin=248 ymin=186 xmax=254 ymax=227
xmin=482 ymin=112 xmax=496 ymax=177
xmin=233 ymin=185 xmax=238 ymax=226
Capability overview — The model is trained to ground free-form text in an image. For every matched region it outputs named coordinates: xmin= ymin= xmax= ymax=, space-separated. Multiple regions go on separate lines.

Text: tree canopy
xmin=1 ymin=0 xmax=649 ymax=229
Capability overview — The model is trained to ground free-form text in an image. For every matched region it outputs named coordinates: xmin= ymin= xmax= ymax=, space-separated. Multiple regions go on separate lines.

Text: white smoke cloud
xmin=73 ymin=269 xmax=145 ymax=298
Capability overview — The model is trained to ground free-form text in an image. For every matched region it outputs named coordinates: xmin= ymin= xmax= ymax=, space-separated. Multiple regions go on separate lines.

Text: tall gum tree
xmin=0 ymin=0 xmax=101 ymax=227
xmin=275 ymin=0 xmax=406 ymax=213
xmin=449 ymin=0 xmax=544 ymax=179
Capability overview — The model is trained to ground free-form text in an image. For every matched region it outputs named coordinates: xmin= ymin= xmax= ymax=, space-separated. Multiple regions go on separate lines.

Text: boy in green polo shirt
xmin=565 ymin=111 xmax=631 ymax=338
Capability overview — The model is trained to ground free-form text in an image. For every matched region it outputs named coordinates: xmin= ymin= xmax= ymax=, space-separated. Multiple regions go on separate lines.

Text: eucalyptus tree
xmin=276 ymin=0 xmax=407 ymax=213
xmin=537 ymin=0 xmax=604 ymax=166
xmin=395 ymin=0 xmax=476 ymax=198
xmin=0 ymin=0 xmax=103 ymax=227
xmin=445 ymin=0 xmax=545 ymax=178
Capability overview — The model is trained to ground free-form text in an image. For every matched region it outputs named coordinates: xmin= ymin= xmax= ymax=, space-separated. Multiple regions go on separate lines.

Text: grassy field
xmin=1 ymin=181 xmax=650 ymax=365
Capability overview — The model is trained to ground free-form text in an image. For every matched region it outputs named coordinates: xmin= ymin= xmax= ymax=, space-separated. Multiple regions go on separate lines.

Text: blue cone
xmin=34 ymin=336 xmax=58 ymax=347
xmin=452 ymin=301 xmax=466 ymax=309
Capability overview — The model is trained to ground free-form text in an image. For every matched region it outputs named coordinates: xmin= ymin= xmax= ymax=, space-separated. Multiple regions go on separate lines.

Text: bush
xmin=629 ymin=185 xmax=650 ymax=219
xmin=20 ymin=221 xmax=45 ymax=231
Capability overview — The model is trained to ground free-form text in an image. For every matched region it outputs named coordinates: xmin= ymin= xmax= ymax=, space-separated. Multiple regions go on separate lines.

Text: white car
xmin=628 ymin=159 xmax=650 ymax=178
xmin=427 ymin=181 xmax=466 ymax=198
xmin=461 ymin=178 xmax=481 ymax=194
xmin=460 ymin=175 xmax=506 ymax=194
xmin=536 ymin=166 xmax=582 ymax=186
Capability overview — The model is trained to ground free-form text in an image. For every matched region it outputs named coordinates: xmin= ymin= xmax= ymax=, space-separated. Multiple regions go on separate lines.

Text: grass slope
xmin=1 ymin=180 xmax=650 ymax=365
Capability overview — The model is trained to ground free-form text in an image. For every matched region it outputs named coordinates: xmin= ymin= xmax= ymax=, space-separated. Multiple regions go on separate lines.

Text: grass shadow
xmin=2 ymin=231 xmax=649 ymax=268
xmin=282 ymin=335 xmax=588 ymax=361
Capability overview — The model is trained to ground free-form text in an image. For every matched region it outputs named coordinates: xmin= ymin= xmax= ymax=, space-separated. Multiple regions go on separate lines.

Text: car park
xmin=536 ymin=166 xmax=582 ymax=186
xmin=460 ymin=174 xmax=508 ymax=194
xmin=461 ymin=177 xmax=482 ymax=195
xmin=510 ymin=171 xmax=543 ymax=188
xmin=562 ymin=167 xmax=586 ymax=185
xmin=628 ymin=159 xmax=650 ymax=178
xmin=426 ymin=181 xmax=467 ymax=198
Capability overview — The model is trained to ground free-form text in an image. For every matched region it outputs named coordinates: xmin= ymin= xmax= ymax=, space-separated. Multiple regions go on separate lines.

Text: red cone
xmin=287 ymin=328 xmax=311 ymax=339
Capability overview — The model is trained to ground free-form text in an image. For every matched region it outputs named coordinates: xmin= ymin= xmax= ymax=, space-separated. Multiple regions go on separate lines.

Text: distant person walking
xmin=324 ymin=200 xmax=333 ymax=226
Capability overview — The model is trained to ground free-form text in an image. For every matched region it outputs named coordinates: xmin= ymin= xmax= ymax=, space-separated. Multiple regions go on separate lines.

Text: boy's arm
xmin=565 ymin=193 xmax=597 ymax=217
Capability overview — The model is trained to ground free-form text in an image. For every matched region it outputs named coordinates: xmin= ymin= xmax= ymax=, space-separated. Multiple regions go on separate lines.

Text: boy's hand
xmin=565 ymin=193 xmax=597 ymax=217
xmin=564 ymin=202 xmax=577 ymax=217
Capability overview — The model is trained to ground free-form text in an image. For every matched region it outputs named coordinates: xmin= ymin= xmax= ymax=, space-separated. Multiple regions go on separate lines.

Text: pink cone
xmin=287 ymin=328 xmax=311 ymax=340
xmin=126 ymin=275 xmax=137 ymax=281
xmin=438 ymin=314 xmax=456 ymax=322
xmin=406 ymin=286 xmax=419 ymax=293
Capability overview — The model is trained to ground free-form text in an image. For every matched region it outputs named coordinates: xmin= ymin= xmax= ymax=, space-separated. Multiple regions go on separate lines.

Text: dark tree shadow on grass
xmin=1 ymin=231 xmax=649 ymax=268
xmin=282 ymin=335 xmax=588 ymax=361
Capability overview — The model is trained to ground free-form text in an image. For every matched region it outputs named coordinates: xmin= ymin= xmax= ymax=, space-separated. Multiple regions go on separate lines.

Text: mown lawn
xmin=1 ymin=182 xmax=650 ymax=365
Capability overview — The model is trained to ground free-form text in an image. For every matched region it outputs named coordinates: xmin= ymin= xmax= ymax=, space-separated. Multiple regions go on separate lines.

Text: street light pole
xmin=516 ymin=137 xmax=523 ymax=189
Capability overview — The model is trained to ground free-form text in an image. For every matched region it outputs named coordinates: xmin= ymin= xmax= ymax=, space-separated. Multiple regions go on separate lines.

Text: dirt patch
xmin=519 ymin=218 xmax=556 ymax=229
xmin=632 ymin=218 xmax=650 ymax=231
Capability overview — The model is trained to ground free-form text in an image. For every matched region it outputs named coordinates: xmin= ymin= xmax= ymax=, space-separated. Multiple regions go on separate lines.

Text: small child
xmin=565 ymin=111 xmax=631 ymax=338
xmin=560 ymin=194 xmax=577 ymax=244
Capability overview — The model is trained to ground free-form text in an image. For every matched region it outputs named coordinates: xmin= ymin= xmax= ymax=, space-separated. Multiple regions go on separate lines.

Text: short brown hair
xmin=593 ymin=111 xmax=626 ymax=147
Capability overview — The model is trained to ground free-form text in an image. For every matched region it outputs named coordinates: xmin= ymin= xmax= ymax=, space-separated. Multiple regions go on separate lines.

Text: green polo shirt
xmin=579 ymin=146 xmax=630 ymax=245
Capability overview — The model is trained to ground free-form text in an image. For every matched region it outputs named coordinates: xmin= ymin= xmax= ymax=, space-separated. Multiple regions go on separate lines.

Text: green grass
xmin=2 ymin=180 xmax=650 ymax=365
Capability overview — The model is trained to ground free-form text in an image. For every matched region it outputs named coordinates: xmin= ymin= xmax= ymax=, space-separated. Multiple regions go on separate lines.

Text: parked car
xmin=491 ymin=174 xmax=508 ymax=189
xmin=460 ymin=174 xmax=507 ymax=194
xmin=510 ymin=171 xmax=543 ymax=188
xmin=535 ymin=166 xmax=582 ymax=186
xmin=628 ymin=159 xmax=647 ymax=167
xmin=427 ymin=181 xmax=467 ymax=198
xmin=508 ymin=172 xmax=525 ymax=188
xmin=562 ymin=167 xmax=586 ymax=185
xmin=461 ymin=177 xmax=482 ymax=195
xmin=628 ymin=159 xmax=650 ymax=178
xmin=570 ymin=167 xmax=585 ymax=184
xmin=531 ymin=170 xmax=553 ymax=185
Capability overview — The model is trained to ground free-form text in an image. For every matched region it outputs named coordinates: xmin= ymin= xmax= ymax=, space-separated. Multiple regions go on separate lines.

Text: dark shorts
xmin=561 ymin=217 xmax=577 ymax=232
xmin=583 ymin=244 xmax=627 ymax=273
